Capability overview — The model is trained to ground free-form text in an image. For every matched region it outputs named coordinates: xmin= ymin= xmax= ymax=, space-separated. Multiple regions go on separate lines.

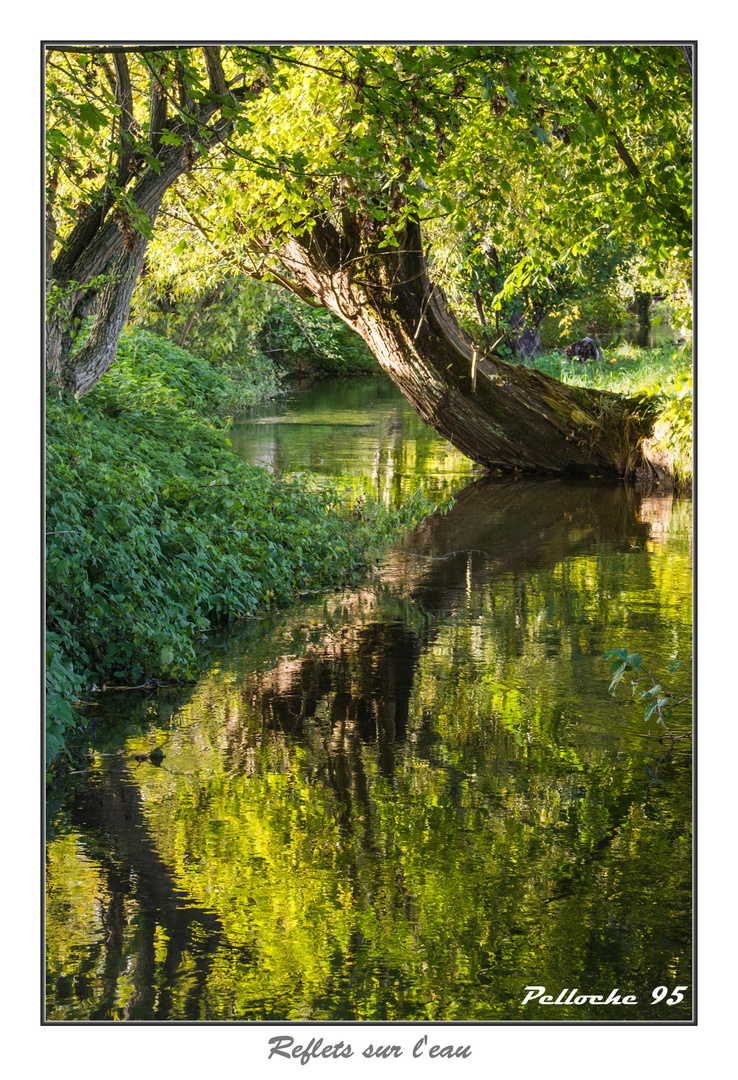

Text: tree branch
xmin=113 ymin=51 xmax=135 ymax=187
xmin=583 ymin=93 xmax=640 ymax=180
xmin=148 ymin=60 xmax=168 ymax=156
xmin=203 ymin=46 xmax=227 ymax=98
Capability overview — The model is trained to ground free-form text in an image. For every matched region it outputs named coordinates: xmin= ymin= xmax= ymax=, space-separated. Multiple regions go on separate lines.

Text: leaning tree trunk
xmin=45 ymin=45 xmax=261 ymax=399
xmin=46 ymin=141 xmax=192 ymax=397
xmin=279 ymin=217 xmax=661 ymax=480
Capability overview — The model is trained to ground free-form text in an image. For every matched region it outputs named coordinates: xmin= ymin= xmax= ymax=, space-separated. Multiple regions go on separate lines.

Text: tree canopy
xmin=45 ymin=43 xmax=692 ymax=477
xmin=145 ymin=45 xmax=691 ymax=305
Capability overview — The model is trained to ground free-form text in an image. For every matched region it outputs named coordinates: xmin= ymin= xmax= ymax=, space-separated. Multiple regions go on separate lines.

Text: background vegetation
xmin=132 ymin=271 xmax=379 ymax=380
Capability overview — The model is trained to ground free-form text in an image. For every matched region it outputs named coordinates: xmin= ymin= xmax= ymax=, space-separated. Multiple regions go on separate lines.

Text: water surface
xmin=46 ymin=379 xmax=692 ymax=1022
xmin=230 ymin=376 xmax=479 ymax=503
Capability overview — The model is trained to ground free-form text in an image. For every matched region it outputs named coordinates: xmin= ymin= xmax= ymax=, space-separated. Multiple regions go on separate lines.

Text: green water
xmin=229 ymin=376 xmax=479 ymax=503
xmin=45 ymin=379 xmax=692 ymax=1022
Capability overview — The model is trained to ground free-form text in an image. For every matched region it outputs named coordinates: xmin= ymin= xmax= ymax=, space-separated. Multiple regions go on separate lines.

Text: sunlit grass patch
xmin=512 ymin=342 xmax=692 ymax=486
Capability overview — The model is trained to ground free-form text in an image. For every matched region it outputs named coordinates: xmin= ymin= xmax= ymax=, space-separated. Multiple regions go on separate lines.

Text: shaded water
xmin=597 ymin=322 xmax=678 ymax=350
xmin=46 ymin=380 xmax=692 ymax=1023
xmin=545 ymin=320 xmax=678 ymax=352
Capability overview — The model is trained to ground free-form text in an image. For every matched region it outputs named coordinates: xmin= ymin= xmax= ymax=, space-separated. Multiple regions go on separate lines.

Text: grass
xmin=511 ymin=341 xmax=693 ymax=485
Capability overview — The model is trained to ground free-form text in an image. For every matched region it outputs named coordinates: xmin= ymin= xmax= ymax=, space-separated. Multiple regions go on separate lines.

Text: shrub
xmin=257 ymin=290 xmax=378 ymax=376
xmin=98 ymin=325 xmax=280 ymax=413
xmin=45 ymin=330 xmax=429 ymax=768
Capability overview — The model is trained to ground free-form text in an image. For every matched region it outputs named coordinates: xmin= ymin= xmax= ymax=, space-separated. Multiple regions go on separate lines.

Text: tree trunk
xmin=177 ymin=308 xmax=198 ymax=348
xmin=45 ymin=46 xmax=253 ymax=398
xmin=279 ymin=217 xmax=656 ymax=479
xmin=635 ymin=290 xmax=652 ymax=329
xmin=45 ymin=131 xmax=199 ymax=395
xmin=58 ymin=234 xmax=153 ymax=397
xmin=46 ymin=182 xmax=169 ymax=396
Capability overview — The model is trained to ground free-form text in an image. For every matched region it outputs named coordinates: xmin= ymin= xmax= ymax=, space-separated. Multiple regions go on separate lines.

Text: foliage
xmin=97 ymin=324 xmax=279 ymax=411
xmin=132 ymin=268 xmax=279 ymax=374
xmin=46 ymin=44 xmax=691 ymax=400
xmin=538 ymin=240 xmax=646 ymax=346
xmin=203 ymin=44 xmax=691 ymax=313
xmin=132 ymin=268 xmax=378 ymax=378
xmin=428 ymin=215 xmax=663 ymax=360
xmin=256 ymin=287 xmax=379 ymax=376
xmin=45 ymin=330 xmax=437 ymax=768
xmin=603 ymin=649 xmax=691 ymax=736
xmin=516 ymin=240 xmax=632 ymax=356
xmin=509 ymin=342 xmax=692 ymax=484
xmin=143 ymin=43 xmax=691 ymax=391
xmin=45 ymin=634 xmax=86 ymax=773
xmin=45 ymin=45 xmax=278 ymax=257
xmin=636 ymin=361 xmax=693 ymax=485
xmin=45 ymin=44 xmax=294 ymax=391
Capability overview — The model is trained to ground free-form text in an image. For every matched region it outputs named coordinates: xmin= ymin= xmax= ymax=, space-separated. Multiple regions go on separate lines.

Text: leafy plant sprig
xmin=602 ymin=648 xmax=691 ymax=739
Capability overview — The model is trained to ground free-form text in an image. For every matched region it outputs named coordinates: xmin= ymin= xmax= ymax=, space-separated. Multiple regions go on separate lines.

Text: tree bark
xmin=46 ymin=146 xmax=186 ymax=394
xmin=113 ymin=52 xmax=135 ymax=187
xmin=278 ymin=216 xmax=656 ymax=478
xmin=46 ymin=46 xmax=247 ymax=397
xmin=177 ymin=308 xmax=198 ymax=347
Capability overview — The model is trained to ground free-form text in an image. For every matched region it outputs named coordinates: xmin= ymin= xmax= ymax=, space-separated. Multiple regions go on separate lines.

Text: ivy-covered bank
xmin=46 ymin=330 xmax=434 ymax=771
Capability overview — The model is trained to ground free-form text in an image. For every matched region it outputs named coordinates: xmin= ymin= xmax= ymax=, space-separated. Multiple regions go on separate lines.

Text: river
xmin=45 ymin=376 xmax=692 ymax=1022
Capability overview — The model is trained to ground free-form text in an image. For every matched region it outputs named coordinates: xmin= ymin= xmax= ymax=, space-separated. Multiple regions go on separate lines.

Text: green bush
xmin=257 ymin=290 xmax=379 ymax=376
xmin=98 ymin=325 xmax=280 ymax=413
xmin=45 ymin=330 xmax=428 ymax=769
xmin=133 ymin=272 xmax=378 ymax=381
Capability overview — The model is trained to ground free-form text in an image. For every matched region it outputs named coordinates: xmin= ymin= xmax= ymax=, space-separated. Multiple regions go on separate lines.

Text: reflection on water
xmin=230 ymin=377 xmax=478 ymax=504
xmin=597 ymin=322 xmax=677 ymax=349
xmin=46 ymin=382 xmax=692 ymax=1023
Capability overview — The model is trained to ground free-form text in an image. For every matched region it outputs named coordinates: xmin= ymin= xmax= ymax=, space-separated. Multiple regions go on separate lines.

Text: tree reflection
xmin=54 ymin=756 xmax=225 ymax=1020
xmin=46 ymin=478 xmax=692 ymax=1021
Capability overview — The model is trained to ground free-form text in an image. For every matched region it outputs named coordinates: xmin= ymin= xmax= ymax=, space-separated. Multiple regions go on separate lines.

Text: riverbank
xmin=45 ymin=329 xmax=442 ymax=772
xmin=517 ymin=341 xmax=693 ymax=487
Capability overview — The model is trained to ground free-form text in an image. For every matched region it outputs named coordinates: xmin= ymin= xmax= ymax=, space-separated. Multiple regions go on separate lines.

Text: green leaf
xmin=603 ymin=648 xmax=629 ymax=662
xmin=639 ymin=683 xmax=662 ymax=700
xmin=78 ymin=102 xmax=107 ymax=131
